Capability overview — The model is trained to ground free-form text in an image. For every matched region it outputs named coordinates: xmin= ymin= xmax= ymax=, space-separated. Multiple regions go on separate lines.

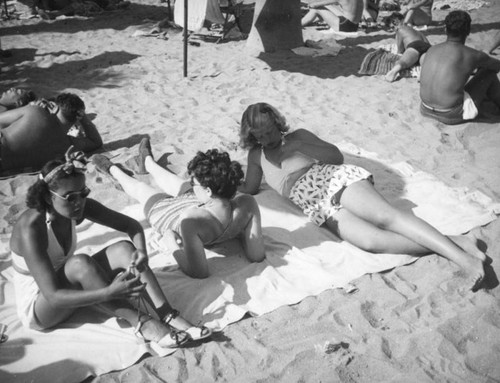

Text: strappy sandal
xmin=163 ymin=310 xmax=212 ymax=342
xmin=134 ymin=314 xmax=189 ymax=348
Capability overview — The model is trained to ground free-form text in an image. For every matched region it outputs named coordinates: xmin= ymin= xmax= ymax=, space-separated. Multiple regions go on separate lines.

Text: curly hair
xmin=187 ymin=149 xmax=244 ymax=199
xmin=55 ymin=93 xmax=85 ymax=124
xmin=445 ymin=10 xmax=471 ymax=38
xmin=16 ymin=89 xmax=37 ymax=107
xmin=239 ymin=103 xmax=289 ymax=149
xmin=26 ymin=159 xmax=85 ymax=212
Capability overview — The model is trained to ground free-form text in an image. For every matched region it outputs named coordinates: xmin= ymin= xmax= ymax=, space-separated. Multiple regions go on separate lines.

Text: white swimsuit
xmin=12 ymin=213 xmax=76 ymax=330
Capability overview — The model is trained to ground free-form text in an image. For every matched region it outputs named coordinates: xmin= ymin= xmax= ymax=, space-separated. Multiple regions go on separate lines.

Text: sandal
xmin=134 ymin=314 xmax=189 ymax=348
xmin=163 ymin=310 xmax=212 ymax=342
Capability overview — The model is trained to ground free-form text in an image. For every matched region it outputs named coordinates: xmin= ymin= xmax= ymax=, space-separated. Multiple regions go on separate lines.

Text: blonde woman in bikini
xmin=238 ymin=102 xmax=487 ymax=291
xmin=92 ymin=139 xmax=265 ymax=280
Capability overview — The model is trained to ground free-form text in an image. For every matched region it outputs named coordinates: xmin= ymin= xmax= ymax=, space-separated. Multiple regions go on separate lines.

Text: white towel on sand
xmin=1 ymin=145 xmax=498 ymax=383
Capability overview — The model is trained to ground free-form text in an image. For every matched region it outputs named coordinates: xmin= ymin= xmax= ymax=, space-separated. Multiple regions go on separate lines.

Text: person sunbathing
xmin=0 ymin=88 xmax=37 ymax=113
xmin=384 ymin=12 xmax=431 ymax=82
xmin=399 ymin=0 xmax=433 ymax=27
xmin=92 ymin=140 xmax=265 ymax=279
xmin=420 ymin=10 xmax=500 ymax=125
xmin=10 ymin=148 xmax=211 ymax=347
xmin=301 ymin=0 xmax=364 ymax=33
xmin=237 ymin=102 xmax=487 ymax=291
xmin=0 ymin=92 xmax=102 ymax=176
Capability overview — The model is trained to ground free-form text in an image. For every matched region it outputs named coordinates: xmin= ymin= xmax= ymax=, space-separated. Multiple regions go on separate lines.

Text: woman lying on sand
xmin=238 ymin=102 xmax=487 ymax=291
xmin=10 ymin=147 xmax=210 ymax=347
xmin=92 ymin=140 xmax=265 ymax=279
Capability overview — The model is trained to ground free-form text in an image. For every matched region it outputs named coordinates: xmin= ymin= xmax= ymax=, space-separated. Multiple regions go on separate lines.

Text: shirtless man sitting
xmin=0 ymin=88 xmax=37 ymax=113
xmin=0 ymin=93 xmax=103 ymax=176
xmin=301 ymin=0 xmax=364 ymax=33
xmin=420 ymin=10 xmax=500 ymax=125
xmin=384 ymin=12 xmax=431 ymax=82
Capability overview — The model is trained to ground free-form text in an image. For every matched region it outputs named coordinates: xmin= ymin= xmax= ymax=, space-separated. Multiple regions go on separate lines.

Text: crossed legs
xmin=325 ymin=180 xmax=486 ymax=290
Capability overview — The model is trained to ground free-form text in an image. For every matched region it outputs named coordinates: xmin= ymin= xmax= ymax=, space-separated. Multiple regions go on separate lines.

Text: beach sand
xmin=1 ymin=0 xmax=500 ymax=381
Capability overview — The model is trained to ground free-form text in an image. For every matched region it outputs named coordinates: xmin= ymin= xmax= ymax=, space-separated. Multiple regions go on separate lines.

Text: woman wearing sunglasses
xmin=9 ymin=148 xmax=210 ymax=348
xmin=92 ymin=140 xmax=266 ymax=281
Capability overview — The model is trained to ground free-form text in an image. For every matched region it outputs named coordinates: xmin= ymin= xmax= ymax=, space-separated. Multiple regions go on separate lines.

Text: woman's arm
xmin=238 ymin=147 xmax=264 ymax=195
xmin=167 ymin=218 xmax=209 ymax=279
xmin=282 ymin=129 xmax=344 ymax=165
xmin=240 ymin=195 xmax=265 ymax=263
xmin=68 ymin=115 xmax=103 ymax=153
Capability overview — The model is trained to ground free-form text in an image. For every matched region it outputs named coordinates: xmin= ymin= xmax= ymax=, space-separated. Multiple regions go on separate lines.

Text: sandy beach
xmin=1 ymin=0 xmax=500 ymax=381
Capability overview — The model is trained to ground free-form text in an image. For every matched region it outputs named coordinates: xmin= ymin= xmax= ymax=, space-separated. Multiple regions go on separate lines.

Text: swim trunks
xmin=420 ymin=91 xmax=478 ymax=125
xmin=406 ymin=40 xmax=431 ymax=56
xmin=338 ymin=16 xmax=359 ymax=32
xmin=288 ymin=163 xmax=373 ymax=226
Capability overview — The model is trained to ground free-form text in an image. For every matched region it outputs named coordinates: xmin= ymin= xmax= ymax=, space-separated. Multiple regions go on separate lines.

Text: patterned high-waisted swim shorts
xmin=289 ymin=163 xmax=373 ymax=226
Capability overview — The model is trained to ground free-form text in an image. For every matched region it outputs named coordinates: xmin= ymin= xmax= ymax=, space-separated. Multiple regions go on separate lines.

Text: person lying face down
xmin=92 ymin=142 xmax=266 ymax=279
xmin=0 ymin=88 xmax=37 ymax=113
xmin=0 ymin=92 xmax=103 ymax=176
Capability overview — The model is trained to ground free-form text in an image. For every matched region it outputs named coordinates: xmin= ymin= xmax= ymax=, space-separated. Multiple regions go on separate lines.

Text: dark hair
xmin=445 ymin=10 xmax=471 ymax=38
xmin=55 ymin=93 xmax=85 ymax=124
xmin=16 ymin=90 xmax=37 ymax=107
xmin=187 ymin=149 xmax=244 ymax=199
xmin=239 ymin=103 xmax=289 ymax=149
xmin=384 ymin=12 xmax=404 ymax=30
xmin=26 ymin=159 xmax=84 ymax=212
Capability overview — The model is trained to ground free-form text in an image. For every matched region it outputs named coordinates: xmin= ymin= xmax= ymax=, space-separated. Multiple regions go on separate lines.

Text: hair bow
xmin=42 ymin=146 xmax=88 ymax=184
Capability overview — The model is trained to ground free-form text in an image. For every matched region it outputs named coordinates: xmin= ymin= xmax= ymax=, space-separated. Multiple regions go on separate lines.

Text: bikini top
xmin=11 ymin=212 xmax=77 ymax=275
xmin=260 ymin=149 xmax=315 ymax=197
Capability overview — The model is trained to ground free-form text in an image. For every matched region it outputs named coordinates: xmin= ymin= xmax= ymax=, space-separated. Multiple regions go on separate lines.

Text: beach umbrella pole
xmin=183 ymin=0 xmax=188 ymax=77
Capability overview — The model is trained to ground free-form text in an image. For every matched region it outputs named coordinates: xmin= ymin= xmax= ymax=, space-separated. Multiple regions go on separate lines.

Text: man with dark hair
xmin=0 ymin=93 xmax=102 ymax=176
xmin=0 ymin=88 xmax=37 ymax=113
xmin=420 ymin=10 xmax=500 ymax=125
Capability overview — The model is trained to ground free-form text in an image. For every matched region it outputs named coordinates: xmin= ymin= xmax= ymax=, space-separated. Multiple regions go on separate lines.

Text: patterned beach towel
xmin=358 ymin=48 xmax=421 ymax=78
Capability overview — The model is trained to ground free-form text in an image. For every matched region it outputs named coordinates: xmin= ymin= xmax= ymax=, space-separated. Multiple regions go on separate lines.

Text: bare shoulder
xmin=233 ymin=193 xmax=258 ymax=210
xmin=10 ymin=209 xmax=46 ymax=250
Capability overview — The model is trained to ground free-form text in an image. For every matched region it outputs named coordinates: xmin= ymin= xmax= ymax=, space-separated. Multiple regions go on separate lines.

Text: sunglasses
xmin=50 ymin=187 xmax=91 ymax=203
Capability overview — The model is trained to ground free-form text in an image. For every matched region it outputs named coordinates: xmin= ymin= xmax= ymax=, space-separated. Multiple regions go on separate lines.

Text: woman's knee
xmin=64 ymin=253 xmax=97 ymax=280
xmin=106 ymin=240 xmax=136 ymax=262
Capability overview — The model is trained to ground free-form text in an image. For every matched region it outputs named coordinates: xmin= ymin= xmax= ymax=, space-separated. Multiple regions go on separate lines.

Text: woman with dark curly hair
xmin=9 ymin=147 xmax=210 ymax=348
xmin=238 ymin=102 xmax=487 ymax=291
xmin=92 ymin=139 xmax=265 ymax=282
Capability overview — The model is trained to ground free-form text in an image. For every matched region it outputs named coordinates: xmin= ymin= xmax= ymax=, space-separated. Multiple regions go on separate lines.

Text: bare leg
xmin=109 ymin=165 xmax=159 ymax=206
xmin=337 ymin=180 xmax=485 ymax=289
xmin=404 ymin=8 xmax=431 ymax=26
xmin=385 ymin=48 xmax=420 ymax=82
xmin=488 ymin=30 xmax=500 ymax=54
xmin=301 ymin=9 xmax=319 ymax=26
xmin=315 ymin=8 xmax=341 ymax=30
xmin=144 ymin=156 xmax=191 ymax=197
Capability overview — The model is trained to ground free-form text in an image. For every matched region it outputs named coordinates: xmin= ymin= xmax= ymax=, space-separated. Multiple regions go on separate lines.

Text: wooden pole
xmin=183 ymin=0 xmax=188 ymax=77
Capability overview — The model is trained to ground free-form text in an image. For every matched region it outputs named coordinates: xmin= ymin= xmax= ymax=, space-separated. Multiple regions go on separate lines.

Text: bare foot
xmin=384 ymin=69 xmax=399 ymax=82
xmin=139 ymin=317 xmax=188 ymax=347
xmin=455 ymin=253 xmax=485 ymax=291
xmin=449 ymin=235 xmax=486 ymax=262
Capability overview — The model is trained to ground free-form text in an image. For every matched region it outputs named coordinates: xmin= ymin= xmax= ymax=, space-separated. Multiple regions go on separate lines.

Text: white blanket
xmin=1 ymin=147 xmax=498 ymax=382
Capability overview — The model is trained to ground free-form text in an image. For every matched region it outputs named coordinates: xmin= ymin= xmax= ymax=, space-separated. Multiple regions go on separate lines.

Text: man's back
xmin=1 ymin=105 xmax=72 ymax=171
xmin=420 ymin=42 xmax=484 ymax=108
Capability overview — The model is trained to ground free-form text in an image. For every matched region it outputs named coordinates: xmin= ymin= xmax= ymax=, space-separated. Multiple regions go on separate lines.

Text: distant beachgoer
xmin=0 ymin=93 xmax=103 ymax=176
xmin=238 ymin=102 xmax=487 ymax=291
xmin=174 ymin=0 xmax=225 ymax=31
xmin=10 ymin=149 xmax=210 ymax=346
xmin=384 ymin=12 xmax=431 ymax=82
xmin=362 ymin=0 xmax=379 ymax=26
xmin=0 ymin=88 xmax=37 ymax=113
xmin=301 ymin=0 xmax=364 ymax=33
xmin=92 ymin=140 xmax=265 ymax=279
xmin=420 ymin=10 xmax=500 ymax=125
xmin=399 ymin=0 xmax=433 ymax=26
